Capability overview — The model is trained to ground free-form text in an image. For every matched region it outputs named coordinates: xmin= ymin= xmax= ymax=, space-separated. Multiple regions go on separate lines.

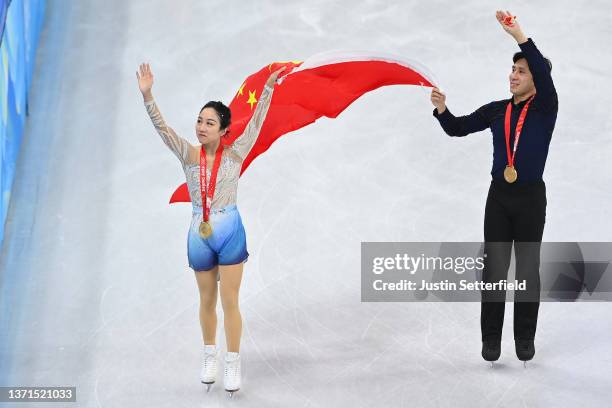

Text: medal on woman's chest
xmin=503 ymin=96 xmax=534 ymax=183
xmin=199 ymin=143 xmax=224 ymax=239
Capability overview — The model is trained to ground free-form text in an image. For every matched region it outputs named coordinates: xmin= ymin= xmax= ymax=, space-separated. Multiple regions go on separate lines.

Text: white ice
xmin=1 ymin=0 xmax=611 ymax=407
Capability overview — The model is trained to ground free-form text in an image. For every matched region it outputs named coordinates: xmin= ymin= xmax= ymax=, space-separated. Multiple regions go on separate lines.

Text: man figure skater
xmin=430 ymin=10 xmax=557 ymax=364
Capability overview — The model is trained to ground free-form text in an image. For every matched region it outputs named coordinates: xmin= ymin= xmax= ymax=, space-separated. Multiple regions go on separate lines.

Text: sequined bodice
xmin=182 ymin=148 xmax=242 ymax=209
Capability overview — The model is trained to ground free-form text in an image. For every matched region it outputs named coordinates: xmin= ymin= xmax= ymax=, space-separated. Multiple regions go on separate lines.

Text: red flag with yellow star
xmin=170 ymin=52 xmax=437 ymax=203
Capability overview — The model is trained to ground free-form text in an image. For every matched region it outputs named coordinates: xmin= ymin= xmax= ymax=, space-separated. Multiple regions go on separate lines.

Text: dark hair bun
xmin=200 ymin=101 xmax=232 ymax=130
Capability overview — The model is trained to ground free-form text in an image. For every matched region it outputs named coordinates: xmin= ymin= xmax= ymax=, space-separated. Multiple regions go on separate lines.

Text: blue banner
xmin=0 ymin=0 xmax=45 ymax=246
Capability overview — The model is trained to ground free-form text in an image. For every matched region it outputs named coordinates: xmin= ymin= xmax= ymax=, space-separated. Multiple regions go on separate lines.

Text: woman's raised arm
xmin=231 ymin=67 xmax=285 ymax=160
xmin=137 ymin=63 xmax=191 ymax=164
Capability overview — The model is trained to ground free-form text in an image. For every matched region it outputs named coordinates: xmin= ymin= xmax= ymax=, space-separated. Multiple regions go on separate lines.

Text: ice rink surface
xmin=1 ymin=0 xmax=611 ymax=406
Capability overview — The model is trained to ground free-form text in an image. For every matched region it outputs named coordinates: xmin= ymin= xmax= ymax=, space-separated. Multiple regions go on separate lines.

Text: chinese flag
xmin=170 ymin=53 xmax=436 ymax=203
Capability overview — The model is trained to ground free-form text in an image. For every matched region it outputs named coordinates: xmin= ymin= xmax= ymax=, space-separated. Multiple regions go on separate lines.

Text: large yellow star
xmin=237 ymin=82 xmax=246 ymax=97
xmin=246 ymin=90 xmax=258 ymax=110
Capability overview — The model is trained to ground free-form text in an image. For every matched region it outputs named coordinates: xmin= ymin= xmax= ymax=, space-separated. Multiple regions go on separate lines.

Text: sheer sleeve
xmin=231 ymin=84 xmax=274 ymax=160
xmin=144 ymin=99 xmax=191 ymax=164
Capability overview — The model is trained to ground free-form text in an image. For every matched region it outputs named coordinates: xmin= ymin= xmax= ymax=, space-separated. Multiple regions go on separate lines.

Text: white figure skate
xmin=200 ymin=345 xmax=218 ymax=392
xmin=224 ymin=352 xmax=241 ymax=398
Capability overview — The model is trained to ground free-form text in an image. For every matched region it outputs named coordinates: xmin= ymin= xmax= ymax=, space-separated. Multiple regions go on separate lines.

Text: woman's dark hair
xmin=200 ymin=101 xmax=231 ymax=131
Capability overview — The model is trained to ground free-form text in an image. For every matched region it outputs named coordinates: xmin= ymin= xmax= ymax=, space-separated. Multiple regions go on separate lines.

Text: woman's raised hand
xmin=136 ymin=63 xmax=154 ymax=97
xmin=266 ymin=66 xmax=287 ymax=88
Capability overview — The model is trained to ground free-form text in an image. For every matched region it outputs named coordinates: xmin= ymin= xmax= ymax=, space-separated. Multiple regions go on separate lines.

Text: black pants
xmin=481 ymin=179 xmax=546 ymax=341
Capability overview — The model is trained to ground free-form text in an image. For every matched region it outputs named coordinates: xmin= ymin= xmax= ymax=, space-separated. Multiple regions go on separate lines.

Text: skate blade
xmin=226 ymin=388 xmax=240 ymax=398
xmin=201 ymin=381 xmax=215 ymax=392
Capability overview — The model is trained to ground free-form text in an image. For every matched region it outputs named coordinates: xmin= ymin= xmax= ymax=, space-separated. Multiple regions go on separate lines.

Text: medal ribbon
xmin=504 ymin=95 xmax=534 ymax=168
xmin=199 ymin=143 xmax=224 ymax=223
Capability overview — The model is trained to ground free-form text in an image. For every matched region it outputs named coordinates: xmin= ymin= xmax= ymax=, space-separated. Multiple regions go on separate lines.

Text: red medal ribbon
xmin=504 ymin=95 xmax=535 ymax=168
xmin=199 ymin=143 xmax=224 ymax=223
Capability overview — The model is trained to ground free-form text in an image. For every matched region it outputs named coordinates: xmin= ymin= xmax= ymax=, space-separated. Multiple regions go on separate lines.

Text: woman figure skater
xmin=137 ymin=63 xmax=284 ymax=396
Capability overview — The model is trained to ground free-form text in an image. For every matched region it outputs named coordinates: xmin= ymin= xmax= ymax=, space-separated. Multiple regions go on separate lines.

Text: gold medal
xmin=503 ymin=165 xmax=518 ymax=183
xmin=199 ymin=221 xmax=212 ymax=238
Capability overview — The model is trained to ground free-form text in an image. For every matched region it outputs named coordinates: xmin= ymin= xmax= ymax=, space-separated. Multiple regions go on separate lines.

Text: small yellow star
xmin=246 ymin=90 xmax=258 ymax=110
xmin=237 ymin=82 xmax=246 ymax=97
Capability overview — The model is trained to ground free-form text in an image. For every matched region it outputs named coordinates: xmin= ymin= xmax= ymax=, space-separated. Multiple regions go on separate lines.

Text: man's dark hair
xmin=513 ymin=52 xmax=552 ymax=72
xmin=200 ymin=101 xmax=232 ymax=130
